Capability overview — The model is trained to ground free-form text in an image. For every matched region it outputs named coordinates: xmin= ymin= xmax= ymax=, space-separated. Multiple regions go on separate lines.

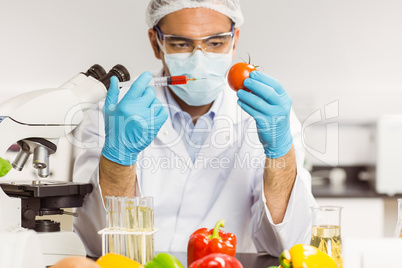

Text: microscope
xmin=0 ymin=64 xmax=130 ymax=265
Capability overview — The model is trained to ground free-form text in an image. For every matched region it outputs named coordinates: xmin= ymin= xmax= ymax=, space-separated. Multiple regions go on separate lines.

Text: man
xmin=73 ymin=0 xmax=316 ymax=258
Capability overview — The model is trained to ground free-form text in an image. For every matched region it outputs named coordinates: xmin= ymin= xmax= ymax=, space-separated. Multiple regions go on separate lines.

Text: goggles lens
xmin=155 ymin=26 xmax=234 ymax=54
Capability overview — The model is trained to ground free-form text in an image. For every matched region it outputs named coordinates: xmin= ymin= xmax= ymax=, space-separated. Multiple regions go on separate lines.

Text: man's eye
xmin=208 ymin=41 xmax=224 ymax=47
xmin=206 ymin=39 xmax=225 ymax=48
xmin=168 ymin=41 xmax=191 ymax=49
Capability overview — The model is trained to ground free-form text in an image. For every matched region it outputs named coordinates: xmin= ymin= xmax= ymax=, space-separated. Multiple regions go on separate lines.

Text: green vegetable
xmin=0 ymin=157 xmax=12 ymax=177
xmin=144 ymin=253 xmax=183 ymax=268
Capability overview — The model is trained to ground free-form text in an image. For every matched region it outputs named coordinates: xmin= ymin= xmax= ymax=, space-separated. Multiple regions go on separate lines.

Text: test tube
xmin=137 ymin=197 xmax=154 ymax=264
xmin=126 ymin=197 xmax=139 ymax=261
xmin=116 ymin=197 xmax=127 ymax=256
xmin=105 ymin=196 xmax=116 ymax=253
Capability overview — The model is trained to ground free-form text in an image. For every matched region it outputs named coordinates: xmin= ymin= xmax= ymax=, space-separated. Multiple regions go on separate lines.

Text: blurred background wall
xmin=1 ymin=0 xmax=401 ymax=170
xmin=1 ymin=0 xmax=402 ymax=238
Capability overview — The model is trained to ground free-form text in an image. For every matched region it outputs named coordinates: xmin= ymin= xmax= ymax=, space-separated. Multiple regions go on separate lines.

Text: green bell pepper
xmin=0 ymin=157 xmax=11 ymax=177
xmin=144 ymin=253 xmax=184 ymax=268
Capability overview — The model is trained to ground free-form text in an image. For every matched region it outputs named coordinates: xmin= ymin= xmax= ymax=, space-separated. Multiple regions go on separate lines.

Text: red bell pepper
xmin=187 ymin=220 xmax=237 ymax=267
xmin=189 ymin=253 xmax=243 ymax=268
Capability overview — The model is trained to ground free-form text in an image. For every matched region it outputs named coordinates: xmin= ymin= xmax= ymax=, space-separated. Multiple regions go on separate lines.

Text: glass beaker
xmin=394 ymin=199 xmax=402 ymax=238
xmin=310 ymin=206 xmax=343 ymax=268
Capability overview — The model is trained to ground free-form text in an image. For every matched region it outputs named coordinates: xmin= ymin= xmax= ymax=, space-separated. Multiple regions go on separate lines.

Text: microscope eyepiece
xmin=84 ymin=64 xmax=107 ymax=79
xmin=109 ymin=64 xmax=130 ymax=82
xmin=99 ymin=64 xmax=131 ymax=90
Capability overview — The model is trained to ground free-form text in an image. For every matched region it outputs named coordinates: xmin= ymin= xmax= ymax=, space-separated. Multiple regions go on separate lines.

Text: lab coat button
xmin=164 ymin=131 xmax=169 ymax=135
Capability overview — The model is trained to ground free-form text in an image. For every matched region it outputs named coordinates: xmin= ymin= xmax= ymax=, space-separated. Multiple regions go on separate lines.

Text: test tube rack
xmin=98 ymin=228 xmax=158 ymax=264
xmin=100 ymin=196 xmax=156 ymax=265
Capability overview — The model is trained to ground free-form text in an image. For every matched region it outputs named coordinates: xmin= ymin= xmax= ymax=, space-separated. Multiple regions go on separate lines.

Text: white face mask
xmin=159 ymin=42 xmax=233 ymax=106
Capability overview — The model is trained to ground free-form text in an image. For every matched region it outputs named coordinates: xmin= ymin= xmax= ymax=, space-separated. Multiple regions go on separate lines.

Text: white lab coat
xmin=72 ymin=70 xmax=317 ymax=258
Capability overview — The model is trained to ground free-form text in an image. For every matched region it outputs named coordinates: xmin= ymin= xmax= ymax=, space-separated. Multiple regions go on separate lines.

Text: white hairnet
xmin=145 ymin=0 xmax=244 ymax=28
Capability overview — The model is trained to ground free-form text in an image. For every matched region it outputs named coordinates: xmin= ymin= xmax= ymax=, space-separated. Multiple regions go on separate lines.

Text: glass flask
xmin=311 ymin=206 xmax=343 ymax=268
xmin=394 ymin=199 xmax=402 ymax=238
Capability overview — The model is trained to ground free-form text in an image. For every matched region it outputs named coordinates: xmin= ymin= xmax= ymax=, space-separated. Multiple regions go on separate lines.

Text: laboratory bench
xmin=311 ymin=166 xmax=401 ymax=238
xmin=311 ymin=165 xmax=402 ymax=198
xmin=312 ymin=179 xmax=392 ymax=198
xmin=89 ymin=253 xmax=279 ymax=268
xmin=172 ymin=252 xmax=279 ymax=268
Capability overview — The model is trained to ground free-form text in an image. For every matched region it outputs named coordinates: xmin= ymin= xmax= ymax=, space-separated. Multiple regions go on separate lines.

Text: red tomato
xmin=227 ymin=62 xmax=257 ymax=92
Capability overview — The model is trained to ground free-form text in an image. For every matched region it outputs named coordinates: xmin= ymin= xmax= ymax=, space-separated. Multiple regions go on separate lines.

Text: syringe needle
xmin=187 ymin=77 xmax=207 ymax=81
xmin=119 ymin=76 xmax=207 ymax=88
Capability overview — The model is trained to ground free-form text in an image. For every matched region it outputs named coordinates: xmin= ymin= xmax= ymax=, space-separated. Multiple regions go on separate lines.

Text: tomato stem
xmin=239 ymin=54 xmax=259 ymax=70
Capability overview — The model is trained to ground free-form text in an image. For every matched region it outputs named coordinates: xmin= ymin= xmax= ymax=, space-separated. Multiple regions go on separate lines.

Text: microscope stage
xmin=0 ymin=180 xmax=92 ymax=198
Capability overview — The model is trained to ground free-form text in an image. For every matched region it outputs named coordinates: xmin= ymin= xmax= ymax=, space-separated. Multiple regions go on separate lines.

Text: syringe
xmin=119 ymin=75 xmax=206 ymax=88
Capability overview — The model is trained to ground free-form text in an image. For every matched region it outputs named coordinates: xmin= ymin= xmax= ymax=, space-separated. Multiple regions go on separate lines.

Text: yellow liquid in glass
xmin=311 ymin=225 xmax=343 ymax=268
xmin=106 ymin=211 xmax=116 ymax=253
xmin=137 ymin=206 xmax=154 ymax=264
xmin=126 ymin=205 xmax=139 ymax=261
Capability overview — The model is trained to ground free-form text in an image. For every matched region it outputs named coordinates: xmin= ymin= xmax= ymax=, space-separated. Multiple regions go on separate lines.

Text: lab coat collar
xmin=164 ymin=87 xmax=221 ymax=129
xmin=153 ymin=70 xmax=247 ymax=127
xmin=154 ymin=71 xmax=250 ymax=161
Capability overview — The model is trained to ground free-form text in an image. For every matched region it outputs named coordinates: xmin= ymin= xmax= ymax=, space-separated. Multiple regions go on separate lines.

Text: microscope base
xmin=38 ymin=231 xmax=86 ymax=266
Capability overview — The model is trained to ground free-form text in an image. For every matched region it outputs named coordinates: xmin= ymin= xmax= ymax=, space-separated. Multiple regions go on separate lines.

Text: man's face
xmin=148 ymin=7 xmax=240 ymax=76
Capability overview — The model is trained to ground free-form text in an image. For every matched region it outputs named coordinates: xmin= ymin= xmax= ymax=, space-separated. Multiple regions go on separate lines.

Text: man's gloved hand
xmin=236 ymin=71 xmax=293 ymax=159
xmin=101 ymin=72 xmax=168 ymax=165
xmin=0 ymin=157 xmax=12 ymax=177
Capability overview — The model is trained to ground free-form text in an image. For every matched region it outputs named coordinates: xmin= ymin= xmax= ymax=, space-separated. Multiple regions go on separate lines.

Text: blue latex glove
xmin=237 ymin=71 xmax=293 ymax=159
xmin=101 ymin=72 xmax=168 ymax=165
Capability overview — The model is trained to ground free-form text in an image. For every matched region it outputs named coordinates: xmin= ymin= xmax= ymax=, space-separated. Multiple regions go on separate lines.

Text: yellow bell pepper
xmin=96 ymin=253 xmax=144 ymax=268
xmin=279 ymin=244 xmax=336 ymax=268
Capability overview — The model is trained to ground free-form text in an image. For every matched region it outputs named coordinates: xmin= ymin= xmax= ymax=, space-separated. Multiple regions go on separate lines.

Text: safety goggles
xmin=154 ymin=24 xmax=235 ymax=54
